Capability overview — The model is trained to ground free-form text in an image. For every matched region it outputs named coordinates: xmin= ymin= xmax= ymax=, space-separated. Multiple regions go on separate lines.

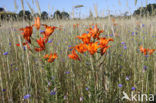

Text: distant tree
xmin=41 ymin=11 xmax=48 ymax=20
xmin=133 ymin=4 xmax=156 ymax=16
xmin=0 ymin=8 xmax=5 ymax=12
xmin=0 ymin=12 xmax=17 ymax=21
xmin=61 ymin=11 xmax=69 ymax=20
xmin=53 ymin=10 xmax=62 ymax=19
xmin=18 ymin=10 xmax=32 ymax=20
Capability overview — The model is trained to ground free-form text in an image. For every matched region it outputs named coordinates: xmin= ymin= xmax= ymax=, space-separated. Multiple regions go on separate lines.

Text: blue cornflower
xmin=131 ymin=87 xmax=136 ymax=91
xmin=118 ymin=84 xmax=123 ymax=88
xmin=50 ymin=91 xmax=56 ymax=95
xmin=86 ymin=87 xmax=89 ymax=91
xmin=2 ymin=89 xmax=6 ymax=92
xmin=68 ymin=45 xmax=72 ymax=47
xmin=40 ymin=30 xmax=44 ymax=33
xmin=123 ymin=45 xmax=127 ymax=49
xmin=109 ymin=34 xmax=113 ymax=37
xmin=24 ymin=94 xmax=31 ymax=99
xmin=65 ymin=71 xmax=70 ymax=74
xmin=3 ymin=52 xmax=8 ymax=55
xmin=48 ymin=40 xmax=53 ymax=43
xmin=121 ymin=42 xmax=126 ymax=45
xmin=23 ymin=46 xmax=26 ymax=51
xmin=131 ymin=32 xmax=135 ymax=36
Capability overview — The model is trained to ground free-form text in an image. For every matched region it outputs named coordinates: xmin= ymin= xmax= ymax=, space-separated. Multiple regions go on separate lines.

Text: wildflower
xmin=87 ymin=42 xmax=100 ymax=55
xmin=50 ymin=91 xmax=56 ymax=95
xmin=140 ymin=46 xmax=148 ymax=56
xmin=126 ymin=76 xmax=130 ymax=81
xmin=131 ymin=87 xmax=136 ymax=91
xmin=33 ymin=17 xmax=40 ymax=30
xmin=99 ymin=38 xmax=113 ymax=47
xmin=74 ymin=43 xmax=88 ymax=53
xmin=143 ymin=65 xmax=147 ymax=72
xmin=16 ymin=42 xmax=30 ymax=49
xmin=140 ymin=46 xmax=155 ymax=55
xmin=68 ymin=49 xmax=80 ymax=61
xmin=121 ymin=42 xmax=126 ymax=45
xmin=35 ymin=37 xmax=45 ymax=52
xmin=3 ymin=52 xmax=8 ymax=55
xmin=123 ymin=45 xmax=127 ymax=49
xmin=65 ymin=71 xmax=70 ymax=74
xmin=19 ymin=26 xmax=33 ymax=43
xmin=43 ymin=53 xmax=58 ymax=63
xmin=87 ymin=25 xmax=104 ymax=39
xmin=131 ymin=32 xmax=135 ymax=36
xmin=86 ymin=87 xmax=89 ymax=91
xmin=42 ymin=24 xmax=57 ymax=38
xmin=16 ymin=44 xmax=20 ymax=46
xmin=48 ymin=39 xmax=53 ymax=43
xmin=24 ymin=94 xmax=31 ymax=99
xmin=118 ymin=84 xmax=123 ymax=88
xmin=2 ymin=89 xmax=6 ymax=92
xmin=148 ymin=49 xmax=155 ymax=55
xmin=100 ymin=45 xmax=111 ymax=55
xmin=77 ymin=33 xmax=91 ymax=44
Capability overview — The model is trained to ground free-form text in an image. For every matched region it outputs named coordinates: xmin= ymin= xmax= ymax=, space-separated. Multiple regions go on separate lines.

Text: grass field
xmin=0 ymin=17 xmax=156 ymax=103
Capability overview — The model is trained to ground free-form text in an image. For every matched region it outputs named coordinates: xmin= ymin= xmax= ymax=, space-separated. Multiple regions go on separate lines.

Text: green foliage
xmin=61 ymin=11 xmax=70 ymax=20
xmin=18 ymin=10 xmax=32 ymax=20
xmin=41 ymin=11 xmax=48 ymax=20
xmin=133 ymin=3 xmax=156 ymax=16
xmin=53 ymin=10 xmax=62 ymax=20
xmin=0 ymin=12 xmax=17 ymax=20
xmin=53 ymin=10 xmax=70 ymax=20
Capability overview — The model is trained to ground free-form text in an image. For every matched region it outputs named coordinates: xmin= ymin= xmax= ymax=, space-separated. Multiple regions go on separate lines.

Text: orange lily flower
xmin=77 ymin=33 xmax=91 ymax=44
xmin=87 ymin=42 xmax=100 ymax=55
xmin=99 ymin=38 xmax=113 ymax=48
xmin=35 ymin=37 xmax=45 ymax=52
xmin=68 ymin=49 xmax=80 ymax=61
xmin=140 ymin=46 xmax=148 ymax=55
xmin=87 ymin=25 xmax=104 ymax=39
xmin=42 ymin=24 xmax=57 ymax=38
xmin=19 ymin=26 xmax=33 ymax=43
xmin=75 ymin=43 xmax=88 ymax=53
xmin=101 ymin=45 xmax=111 ymax=55
xmin=33 ymin=17 xmax=40 ymax=30
xmin=16 ymin=42 xmax=30 ymax=49
xmin=44 ymin=53 xmax=58 ymax=63
xmin=148 ymin=49 xmax=155 ymax=55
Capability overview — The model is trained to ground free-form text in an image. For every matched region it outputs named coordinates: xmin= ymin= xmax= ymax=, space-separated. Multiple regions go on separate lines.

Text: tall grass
xmin=0 ymin=0 xmax=156 ymax=102
xmin=0 ymin=17 xmax=156 ymax=103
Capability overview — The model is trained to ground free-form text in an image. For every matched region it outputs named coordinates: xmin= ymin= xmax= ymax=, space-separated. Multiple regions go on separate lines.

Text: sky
xmin=0 ymin=0 xmax=156 ymax=17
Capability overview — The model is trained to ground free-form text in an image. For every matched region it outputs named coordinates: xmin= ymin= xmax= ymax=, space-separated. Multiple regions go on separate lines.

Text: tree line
xmin=133 ymin=4 xmax=156 ymax=16
xmin=0 ymin=8 xmax=70 ymax=21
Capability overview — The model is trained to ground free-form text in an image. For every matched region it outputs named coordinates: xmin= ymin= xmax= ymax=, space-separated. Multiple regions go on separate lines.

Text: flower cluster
xmin=17 ymin=17 xmax=57 ymax=63
xmin=140 ymin=46 xmax=156 ymax=56
xmin=68 ymin=25 xmax=113 ymax=61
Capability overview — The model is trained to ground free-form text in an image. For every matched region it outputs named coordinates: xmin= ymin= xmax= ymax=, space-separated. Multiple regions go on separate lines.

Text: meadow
xmin=0 ymin=17 xmax=156 ymax=103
